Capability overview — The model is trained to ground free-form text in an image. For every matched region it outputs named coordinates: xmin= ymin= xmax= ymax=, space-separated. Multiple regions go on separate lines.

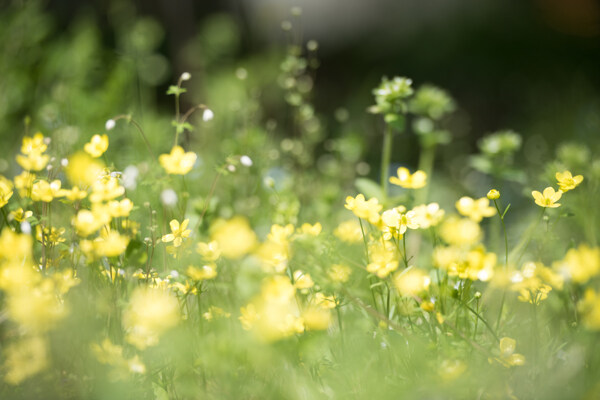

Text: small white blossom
xmin=240 ymin=155 xmax=253 ymax=167
xmin=21 ymin=221 xmax=32 ymax=235
xmin=160 ymin=188 xmax=178 ymax=207
xmin=202 ymin=108 xmax=214 ymax=121
xmin=105 ymin=119 xmax=116 ymax=130
xmin=180 ymin=72 xmax=191 ymax=81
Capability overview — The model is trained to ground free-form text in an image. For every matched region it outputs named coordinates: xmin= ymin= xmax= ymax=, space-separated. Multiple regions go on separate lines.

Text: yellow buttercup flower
xmin=455 ymin=196 xmax=496 ymax=222
xmin=578 ymin=289 xmax=600 ymax=330
xmin=9 ymin=208 xmax=32 ymax=223
xmin=187 ymin=264 xmax=218 ymax=281
xmin=65 ymin=152 xmax=105 ymax=188
xmin=21 ymin=132 xmax=47 ymax=155
xmin=328 ymin=263 xmax=352 ymax=283
xmin=162 ymin=218 xmax=191 ymax=247
xmin=496 ymin=337 xmax=525 ymax=367
xmin=344 ymin=194 xmax=382 ymax=224
xmin=487 ymin=189 xmax=500 ymax=200
xmin=333 ymin=220 xmax=362 ymax=243
xmin=411 ymin=203 xmax=445 ymax=229
xmin=394 ymin=267 xmax=431 ymax=297
xmin=532 ymin=187 xmax=562 ymax=208
xmin=196 ymin=241 xmax=221 ymax=261
xmin=159 ymin=146 xmax=197 ymax=175
xmin=13 ymin=171 xmax=35 ymax=197
xmin=31 ymin=180 xmax=67 ymax=202
xmin=0 ymin=175 xmax=14 ymax=208
xmin=555 ymin=171 xmax=583 ymax=192
xmin=389 ymin=167 xmax=427 ymax=189
xmin=84 ymin=134 xmax=109 ymax=158
xmin=16 ymin=152 xmax=50 ymax=172
xmin=210 ymin=217 xmax=257 ymax=259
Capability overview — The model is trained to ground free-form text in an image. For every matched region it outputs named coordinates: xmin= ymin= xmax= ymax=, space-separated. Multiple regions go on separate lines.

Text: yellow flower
xmin=9 ymin=208 xmax=32 ymax=223
xmin=90 ymin=176 xmax=125 ymax=203
xmin=532 ymin=187 xmax=562 ymax=208
xmin=108 ymin=198 xmax=134 ymax=218
xmin=293 ymin=270 xmax=314 ymax=290
xmin=487 ymin=189 xmax=500 ymax=200
xmin=0 ymin=175 xmax=14 ymax=208
xmin=439 ymin=216 xmax=481 ymax=247
xmin=72 ymin=209 xmax=110 ymax=237
xmin=84 ymin=134 xmax=109 ymax=158
xmin=31 ymin=179 xmax=67 ymax=202
xmin=381 ymin=207 xmax=419 ymax=240
xmin=333 ymin=220 xmax=363 ymax=243
xmin=578 ymin=289 xmax=600 ymax=330
xmin=187 ymin=264 xmax=218 ymax=281
xmin=298 ymin=222 xmax=322 ymax=236
xmin=394 ymin=267 xmax=431 ymax=297
xmin=20 ymin=132 xmax=47 ymax=155
xmin=554 ymin=244 xmax=600 ymax=284
xmin=367 ymin=242 xmax=399 ymax=278
xmin=122 ymin=287 xmax=180 ymax=349
xmin=63 ymin=186 xmax=88 ymax=202
xmin=196 ymin=241 xmax=221 ymax=261
xmin=93 ymin=230 xmax=130 ymax=257
xmin=496 ymin=337 xmax=525 ymax=367
xmin=328 ymin=263 xmax=352 ymax=283
xmin=16 ymin=152 xmax=50 ymax=172
xmin=13 ymin=171 xmax=35 ymax=197
xmin=159 ymin=146 xmax=197 ymax=175
xmin=65 ymin=152 xmax=105 ymax=188
xmin=162 ymin=219 xmax=191 ymax=247
xmin=555 ymin=171 xmax=583 ymax=192
xmin=411 ymin=203 xmax=445 ymax=229
xmin=4 ymin=336 xmax=48 ymax=385
xmin=210 ymin=216 xmax=257 ymax=259
xmin=455 ymin=196 xmax=496 ymax=222
xmin=389 ymin=167 xmax=427 ymax=189
xmin=344 ymin=194 xmax=382 ymax=224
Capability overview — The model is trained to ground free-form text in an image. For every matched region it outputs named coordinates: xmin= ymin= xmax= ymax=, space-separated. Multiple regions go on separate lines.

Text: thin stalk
xmin=380 ymin=125 xmax=393 ymax=196
xmin=493 ymin=198 xmax=509 ymax=331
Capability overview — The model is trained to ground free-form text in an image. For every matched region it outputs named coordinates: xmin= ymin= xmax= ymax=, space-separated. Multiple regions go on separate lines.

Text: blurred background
xmin=1 ymin=0 xmax=599 ymax=203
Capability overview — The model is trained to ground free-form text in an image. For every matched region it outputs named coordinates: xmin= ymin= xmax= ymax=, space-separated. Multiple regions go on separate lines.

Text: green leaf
xmin=501 ymin=203 xmax=511 ymax=218
xmin=166 ymin=85 xmax=186 ymax=96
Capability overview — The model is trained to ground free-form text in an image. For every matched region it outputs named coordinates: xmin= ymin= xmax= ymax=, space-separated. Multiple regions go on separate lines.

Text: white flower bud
xmin=160 ymin=189 xmax=178 ymax=207
xmin=61 ymin=158 xmax=69 ymax=167
xmin=180 ymin=72 xmax=191 ymax=81
xmin=202 ymin=108 xmax=214 ymax=121
xmin=240 ymin=155 xmax=253 ymax=167
xmin=105 ymin=119 xmax=116 ymax=130
xmin=21 ymin=221 xmax=32 ymax=235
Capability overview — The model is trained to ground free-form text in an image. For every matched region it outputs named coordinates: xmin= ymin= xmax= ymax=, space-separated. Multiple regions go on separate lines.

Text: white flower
xmin=180 ymin=72 xmax=191 ymax=81
xmin=105 ymin=119 xmax=116 ymax=130
xmin=202 ymin=108 xmax=214 ymax=121
xmin=160 ymin=189 xmax=178 ymax=207
xmin=240 ymin=155 xmax=253 ymax=167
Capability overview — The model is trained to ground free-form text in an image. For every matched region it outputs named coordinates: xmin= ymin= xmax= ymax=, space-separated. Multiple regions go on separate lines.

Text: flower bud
xmin=487 ymin=189 xmax=500 ymax=200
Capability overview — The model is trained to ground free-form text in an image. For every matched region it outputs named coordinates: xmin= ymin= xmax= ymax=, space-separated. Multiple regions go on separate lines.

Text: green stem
xmin=380 ymin=125 xmax=393 ymax=197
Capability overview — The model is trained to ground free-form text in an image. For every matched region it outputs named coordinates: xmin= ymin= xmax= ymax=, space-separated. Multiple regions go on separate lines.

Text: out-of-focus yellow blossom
xmin=345 ymin=194 xmax=382 ymax=224
xmin=389 ymin=167 xmax=427 ymax=189
xmin=267 ymin=224 xmax=295 ymax=246
xmin=433 ymin=245 xmax=496 ymax=281
xmin=487 ymin=189 xmax=500 ymax=200
xmin=494 ymin=337 xmax=525 ymax=367
xmin=36 ymin=226 xmax=66 ymax=246
xmin=108 ymin=198 xmax=134 ymax=218
xmin=293 ymin=270 xmax=314 ymax=290
xmin=7 ymin=282 xmax=67 ymax=332
xmin=62 ymin=186 xmax=88 ymax=202
xmin=122 ymin=287 xmax=180 ymax=349
xmin=159 ymin=146 xmax=197 ymax=175
xmin=510 ymin=261 xmax=563 ymax=304
xmin=31 ymin=179 xmax=67 ymax=202
xmin=367 ymin=242 xmax=399 ymax=278
xmin=162 ymin=218 xmax=191 ymax=248
xmin=334 ymin=219 xmax=363 ymax=243
xmin=298 ymin=222 xmax=322 ymax=236
xmin=314 ymin=292 xmax=337 ymax=309
xmin=0 ymin=228 xmax=33 ymax=262
xmin=90 ymin=176 xmax=125 ymax=203
xmin=84 ymin=134 xmax=109 ymax=158
xmin=20 ymin=132 xmax=47 ymax=155
xmin=170 ymin=281 xmax=197 ymax=295
xmin=439 ymin=216 xmax=482 ymax=247
xmin=13 ymin=171 xmax=35 ymax=197
xmin=439 ymin=359 xmax=467 ymax=381
xmin=240 ymin=275 xmax=304 ymax=341
xmin=255 ymin=240 xmax=289 ymax=273
xmin=9 ymin=208 xmax=32 ymax=223
xmin=328 ymin=263 xmax=352 ymax=283
xmin=91 ymin=339 xmax=146 ymax=379
xmin=0 ymin=175 xmax=14 ymax=208
xmin=65 ymin=152 xmax=105 ymax=187
xmin=555 ymin=171 xmax=583 ymax=192
xmin=532 ymin=187 xmax=562 ymax=208
xmin=3 ymin=336 xmax=48 ymax=385
xmin=93 ymin=230 xmax=130 ymax=257
xmin=186 ymin=264 xmax=217 ymax=281
xmin=16 ymin=151 xmax=50 ymax=172
xmin=381 ymin=207 xmax=418 ymax=240
xmin=72 ymin=209 xmax=108 ymax=237
xmin=411 ymin=203 xmax=445 ymax=229
xmin=554 ymin=244 xmax=600 ymax=284
xmin=302 ymin=306 xmax=331 ymax=331
xmin=51 ymin=269 xmax=80 ymax=295
xmin=203 ymin=306 xmax=231 ymax=321
xmin=210 ymin=216 xmax=257 ymax=259
xmin=196 ymin=241 xmax=221 ymax=261
xmin=578 ymin=289 xmax=600 ymax=330
xmin=394 ymin=267 xmax=431 ymax=297
xmin=456 ymin=196 xmax=496 ymax=222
